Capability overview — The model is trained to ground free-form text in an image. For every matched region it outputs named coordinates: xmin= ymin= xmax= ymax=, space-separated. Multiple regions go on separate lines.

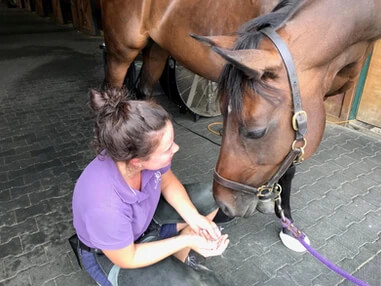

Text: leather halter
xmin=214 ymin=27 xmax=308 ymax=199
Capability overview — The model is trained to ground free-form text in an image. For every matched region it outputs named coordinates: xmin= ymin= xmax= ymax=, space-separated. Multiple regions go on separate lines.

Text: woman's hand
xmin=189 ymin=233 xmax=229 ymax=257
xmin=187 ymin=214 xmax=221 ymax=241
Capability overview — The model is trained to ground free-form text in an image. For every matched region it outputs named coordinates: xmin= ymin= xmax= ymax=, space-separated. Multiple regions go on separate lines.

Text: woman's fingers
xmin=191 ymin=215 xmax=221 ymax=240
xmin=194 ymin=234 xmax=229 ymax=256
xmin=200 ymin=229 xmax=213 ymax=241
xmin=205 ymin=221 xmax=221 ymax=240
xmin=198 ymin=237 xmax=229 ymax=257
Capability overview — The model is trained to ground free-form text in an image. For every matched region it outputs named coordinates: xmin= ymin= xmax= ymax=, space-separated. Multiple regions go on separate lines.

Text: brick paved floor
xmin=0 ymin=4 xmax=380 ymax=286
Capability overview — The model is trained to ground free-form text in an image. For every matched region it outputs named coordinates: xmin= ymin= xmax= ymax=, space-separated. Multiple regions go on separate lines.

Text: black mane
xmin=218 ymin=0 xmax=305 ymax=120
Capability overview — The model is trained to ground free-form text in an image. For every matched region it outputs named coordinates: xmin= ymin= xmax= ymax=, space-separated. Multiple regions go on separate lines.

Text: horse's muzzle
xmin=217 ymin=195 xmax=259 ymax=218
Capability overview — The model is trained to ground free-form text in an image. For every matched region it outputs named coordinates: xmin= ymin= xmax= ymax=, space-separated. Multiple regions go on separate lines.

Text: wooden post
xmin=51 ymin=0 xmax=72 ymax=24
xmin=16 ymin=0 xmax=24 ymax=8
xmin=70 ymin=0 xmax=100 ymax=35
xmin=51 ymin=0 xmax=64 ymax=24
xmin=24 ymin=0 xmax=31 ymax=10
xmin=34 ymin=0 xmax=52 ymax=17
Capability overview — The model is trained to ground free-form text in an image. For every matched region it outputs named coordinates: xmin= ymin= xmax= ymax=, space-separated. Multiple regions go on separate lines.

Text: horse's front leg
xmin=276 ymin=165 xmax=310 ymax=252
xmin=275 ymin=164 xmax=295 ymax=221
xmin=136 ymin=42 xmax=169 ymax=99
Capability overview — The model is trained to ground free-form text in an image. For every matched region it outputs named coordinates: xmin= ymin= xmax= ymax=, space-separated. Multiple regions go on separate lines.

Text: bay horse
xmin=100 ymin=0 xmax=312 ymax=251
xmin=191 ymin=0 xmax=381 ymax=220
xmin=101 ymin=0 xmax=302 ymax=221
xmin=100 ymin=0 xmax=279 ymax=97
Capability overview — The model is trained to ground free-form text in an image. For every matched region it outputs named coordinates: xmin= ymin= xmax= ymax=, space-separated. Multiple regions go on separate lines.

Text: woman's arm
xmin=160 ymin=170 xmax=221 ymax=240
xmin=102 ymin=232 xmax=228 ymax=269
xmin=160 ymin=169 xmax=200 ymax=221
xmin=103 ymin=234 xmax=191 ymax=269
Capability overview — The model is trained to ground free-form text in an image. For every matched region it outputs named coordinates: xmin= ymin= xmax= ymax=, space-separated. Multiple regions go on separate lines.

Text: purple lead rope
xmin=281 ymin=217 xmax=369 ymax=286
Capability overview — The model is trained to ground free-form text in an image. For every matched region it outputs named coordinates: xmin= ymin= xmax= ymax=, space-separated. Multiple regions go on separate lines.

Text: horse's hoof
xmin=256 ymin=199 xmax=275 ymax=214
xmin=279 ymin=229 xmax=310 ymax=252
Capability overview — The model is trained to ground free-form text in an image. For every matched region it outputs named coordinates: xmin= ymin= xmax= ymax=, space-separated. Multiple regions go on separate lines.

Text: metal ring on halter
xmin=273 ymin=183 xmax=282 ymax=201
xmin=292 ymin=110 xmax=307 ymax=131
xmin=292 ymin=138 xmax=307 ymax=150
xmin=292 ymin=138 xmax=307 ymax=163
xmin=257 ymin=185 xmax=274 ymax=197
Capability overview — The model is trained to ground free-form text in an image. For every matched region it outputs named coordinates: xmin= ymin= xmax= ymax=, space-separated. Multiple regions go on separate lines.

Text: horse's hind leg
xmin=104 ymin=48 xmax=140 ymax=89
xmin=136 ymin=42 xmax=169 ymax=99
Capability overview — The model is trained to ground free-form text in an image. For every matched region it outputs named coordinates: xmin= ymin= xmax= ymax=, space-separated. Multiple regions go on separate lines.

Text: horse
xmin=100 ymin=0 xmax=313 ymax=251
xmin=100 ymin=0 xmax=302 ymax=220
xmin=100 ymin=0 xmax=279 ymax=97
xmin=189 ymin=0 xmax=381 ymax=221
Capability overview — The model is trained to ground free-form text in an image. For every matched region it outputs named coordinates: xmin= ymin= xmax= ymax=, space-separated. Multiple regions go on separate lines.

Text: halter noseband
xmin=214 ymin=27 xmax=308 ymax=199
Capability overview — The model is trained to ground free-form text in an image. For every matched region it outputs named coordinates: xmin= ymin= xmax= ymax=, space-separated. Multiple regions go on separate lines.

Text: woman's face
xmin=141 ymin=121 xmax=179 ymax=170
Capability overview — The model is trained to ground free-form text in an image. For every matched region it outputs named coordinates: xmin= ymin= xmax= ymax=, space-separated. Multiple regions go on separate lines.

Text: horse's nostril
xmin=218 ymin=203 xmax=234 ymax=217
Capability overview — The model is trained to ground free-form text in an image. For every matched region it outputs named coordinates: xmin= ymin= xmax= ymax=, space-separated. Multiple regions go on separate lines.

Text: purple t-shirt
xmin=72 ymin=152 xmax=170 ymax=250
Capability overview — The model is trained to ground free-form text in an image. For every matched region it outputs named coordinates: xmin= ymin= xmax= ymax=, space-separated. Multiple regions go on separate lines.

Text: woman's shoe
xmin=213 ymin=209 xmax=236 ymax=226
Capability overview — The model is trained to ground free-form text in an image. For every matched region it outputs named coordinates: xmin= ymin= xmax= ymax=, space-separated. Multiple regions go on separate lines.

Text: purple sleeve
xmin=159 ymin=163 xmax=171 ymax=175
xmin=84 ymin=208 xmax=134 ymax=250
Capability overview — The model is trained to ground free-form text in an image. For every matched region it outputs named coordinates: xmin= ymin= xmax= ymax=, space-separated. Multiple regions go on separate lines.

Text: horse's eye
xmin=240 ymin=127 xmax=267 ymax=139
xmin=262 ymin=71 xmax=277 ymax=80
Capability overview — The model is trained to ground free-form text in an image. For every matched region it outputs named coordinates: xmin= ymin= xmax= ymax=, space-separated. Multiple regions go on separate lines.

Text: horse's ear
xmin=190 ymin=34 xmax=237 ymax=50
xmin=211 ymin=46 xmax=281 ymax=79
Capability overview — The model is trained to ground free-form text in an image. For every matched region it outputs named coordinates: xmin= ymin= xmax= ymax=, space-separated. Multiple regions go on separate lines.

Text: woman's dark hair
xmin=89 ymin=88 xmax=170 ymax=162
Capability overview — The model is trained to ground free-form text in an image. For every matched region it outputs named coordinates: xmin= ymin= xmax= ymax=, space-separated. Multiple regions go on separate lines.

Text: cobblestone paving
xmin=0 ymin=4 xmax=380 ymax=286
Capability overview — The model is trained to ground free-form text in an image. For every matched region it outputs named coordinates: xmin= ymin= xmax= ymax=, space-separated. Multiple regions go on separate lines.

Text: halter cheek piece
xmin=214 ymin=27 xmax=308 ymax=200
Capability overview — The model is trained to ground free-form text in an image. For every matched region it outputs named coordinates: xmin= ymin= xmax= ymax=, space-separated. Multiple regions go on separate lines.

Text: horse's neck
xmin=286 ymin=0 xmax=381 ymax=66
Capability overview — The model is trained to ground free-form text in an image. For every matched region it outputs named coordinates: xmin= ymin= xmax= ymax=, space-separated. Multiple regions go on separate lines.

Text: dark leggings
xmin=79 ymin=183 xmax=224 ymax=286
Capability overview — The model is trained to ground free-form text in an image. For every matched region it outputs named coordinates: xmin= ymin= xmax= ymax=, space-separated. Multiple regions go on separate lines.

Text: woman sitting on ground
xmin=71 ymin=88 xmax=229 ymax=285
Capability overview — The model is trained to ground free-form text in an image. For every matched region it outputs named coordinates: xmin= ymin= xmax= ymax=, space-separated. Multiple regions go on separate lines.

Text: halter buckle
xmin=292 ymin=110 xmax=307 ymax=131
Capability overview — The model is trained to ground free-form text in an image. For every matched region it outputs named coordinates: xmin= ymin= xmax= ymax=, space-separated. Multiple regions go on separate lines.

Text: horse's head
xmin=194 ymin=32 xmax=325 ymax=217
xmin=190 ymin=0 xmax=381 ymax=222
xmin=193 ymin=0 xmax=378 ymax=217
xmin=192 ymin=3 xmax=328 ymax=217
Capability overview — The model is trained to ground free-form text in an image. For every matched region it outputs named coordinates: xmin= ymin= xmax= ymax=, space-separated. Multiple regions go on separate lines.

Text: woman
xmin=71 ymin=88 xmax=229 ymax=285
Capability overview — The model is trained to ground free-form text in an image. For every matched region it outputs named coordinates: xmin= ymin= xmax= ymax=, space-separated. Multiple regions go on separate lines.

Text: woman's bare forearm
xmin=103 ymin=234 xmax=194 ymax=269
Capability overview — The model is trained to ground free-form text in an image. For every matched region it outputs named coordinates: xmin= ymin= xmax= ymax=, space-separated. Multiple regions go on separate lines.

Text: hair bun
xmin=89 ymin=88 xmax=127 ymax=112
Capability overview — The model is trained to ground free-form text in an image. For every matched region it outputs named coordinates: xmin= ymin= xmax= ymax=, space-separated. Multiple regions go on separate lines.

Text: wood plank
xmin=16 ymin=0 xmax=23 ymax=8
xmin=51 ymin=0 xmax=64 ymax=24
xmin=357 ymin=40 xmax=381 ymax=128
xmin=70 ymin=0 xmax=99 ymax=35
xmin=35 ymin=0 xmax=44 ymax=16
xmin=71 ymin=0 xmax=79 ymax=29
xmin=24 ymin=0 xmax=31 ymax=10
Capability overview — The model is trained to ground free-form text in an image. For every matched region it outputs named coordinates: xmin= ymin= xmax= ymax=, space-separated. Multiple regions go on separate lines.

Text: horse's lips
xmin=242 ymin=200 xmax=258 ymax=217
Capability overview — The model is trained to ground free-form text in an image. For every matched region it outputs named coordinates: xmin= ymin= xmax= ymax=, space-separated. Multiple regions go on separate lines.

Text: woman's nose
xmin=172 ymin=143 xmax=179 ymax=154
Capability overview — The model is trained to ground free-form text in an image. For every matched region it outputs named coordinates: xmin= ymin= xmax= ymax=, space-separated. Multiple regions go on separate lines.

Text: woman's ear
xmin=129 ymin=158 xmax=143 ymax=169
